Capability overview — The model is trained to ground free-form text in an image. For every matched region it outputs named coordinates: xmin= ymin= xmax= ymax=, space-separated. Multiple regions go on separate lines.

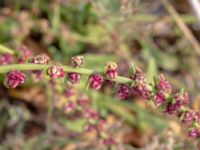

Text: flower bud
xmin=88 ymin=74 xmax=104 ymax=90
xmin=47 ymin=65 xmax=64 ymax=79
xmin=67 ymin=72 xmax=81 ymax=84
xmin=153 ymin=91 xmax=165 ymax=106
xmin=156 ymin=74 xmax=172 ymax=93
xmin=0 ymin=53 xmax=13 ymax=65
xmin=180 ymin=110 xmax=195 ymax=124
xmin=104 ymin=61 xmax=118 ymax=79
xmin=174 ymin=91 xmax=189 ymax=106
xmin=132 ymin=83 xmax=150 ymax=99
xmin=188 ymin=128 xmax=200 ymax=138
xmin=131 ymin=68 xmax=146 ymax=84
xmin=71 ymin=55 xmax=84 ymax=68
xmin=117 ymin=84 xmax=131 ymax=99
xmin=5 ymin=71 xmax=25 ymax=88
xmin=31 ymin=54 xmax=50 ymax=65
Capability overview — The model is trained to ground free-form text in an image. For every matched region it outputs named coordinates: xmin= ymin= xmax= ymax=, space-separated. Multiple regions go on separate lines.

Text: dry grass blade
xmin=161 ymin=0 xmax=200 ymax=56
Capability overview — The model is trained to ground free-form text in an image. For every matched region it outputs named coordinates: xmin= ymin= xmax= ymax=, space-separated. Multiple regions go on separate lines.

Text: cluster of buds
xmin=5 ymin=71 xmax=26 ymax=88
xmin=104 ymin=61 xmax=118 ymax=79
xmin=47 ymin=65 xmax=65 ymax=79
xmin=153 ymin=74 xmax=172 ymax=106
xmin=117 ymin=84 xmax=131 ymax=99
xmin=130 ymin=68 xmax=150 ymax=99
xmin=0 ymin=53 xmax=13 ymax=65
xmin=88 ymin=74 xmax=104 ymax=90
xmin=165 ymin=90 xmax=189 ymax=114
xmin=67 ymin=56 xmax=84 ymax=84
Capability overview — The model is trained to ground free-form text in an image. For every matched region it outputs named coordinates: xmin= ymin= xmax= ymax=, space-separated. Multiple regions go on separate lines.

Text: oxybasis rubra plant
xmin=0 ymin=45 xmax=200 ymax=146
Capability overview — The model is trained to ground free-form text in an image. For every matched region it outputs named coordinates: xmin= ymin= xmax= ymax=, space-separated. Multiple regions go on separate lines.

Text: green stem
xmin=0 ymin=63 xmax=132 ymax=84
xmin=0 ymin=45 xmax=15 ymax=55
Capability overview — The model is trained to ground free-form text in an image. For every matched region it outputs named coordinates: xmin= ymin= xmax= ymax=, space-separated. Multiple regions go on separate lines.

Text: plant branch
xmin=0 ymin=63 xmax=132 ymax=84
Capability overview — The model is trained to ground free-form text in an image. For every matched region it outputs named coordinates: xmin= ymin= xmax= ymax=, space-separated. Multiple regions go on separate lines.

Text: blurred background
xmin=0 ymin=0 xmax=200 ymax=149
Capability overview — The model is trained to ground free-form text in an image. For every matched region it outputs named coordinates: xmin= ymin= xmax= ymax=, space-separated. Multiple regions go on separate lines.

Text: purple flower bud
xmin=67 ymin=72 xmax=81 ymax=84
xmin=181 ymin=110 xmax=195 ymax=124
xmin=156 ymin=74 xmax=172 ymax=93
xmin=47 ymin=65 xmax=65 ymax=79
xmin=117 ymin=84 xmax=131 ymax=99
xmin=104 ymin=61 xmax=118 ymax=79
xmin=131 ymin=68 xmax=146 ymax=84
xmin=132 ymin=83 xmax=150 ymax=99
xmin=188 ymin=128 xmax=200 ymax=138
xmin=88 ymin=74 xmax=104 ymax=90
xmin=5 ymin=71 xmax=26 ymax=88
xmin=102 ymin=137 xmax=116 ymax=146
xmin=71 ymin=55 xmax=84 ymax=68
xmin=153 ymin=91 xmax=165 ymax=106
xmin=164 ymin=101 xmax=181 ymax=114
xmin=64 ymin=102 xmax=77 ymax=113
xmin=174 ymin=91 xmax=189 ymax=106
xmin=165 ymin=91 xmax=189 ymax=114
xmin=0 ymin=53 xmax=13 ymax=65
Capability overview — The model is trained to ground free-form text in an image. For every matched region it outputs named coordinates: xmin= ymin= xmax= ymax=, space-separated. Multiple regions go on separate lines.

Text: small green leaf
xmin=129 ymin=64 xmax=135 ymax=77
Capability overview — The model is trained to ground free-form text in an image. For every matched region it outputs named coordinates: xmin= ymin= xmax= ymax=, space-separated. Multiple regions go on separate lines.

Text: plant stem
xmin=0 ymin=63 xmax=132 ymax=84
xmin=0 ymin=45 xmax=15 ymax=54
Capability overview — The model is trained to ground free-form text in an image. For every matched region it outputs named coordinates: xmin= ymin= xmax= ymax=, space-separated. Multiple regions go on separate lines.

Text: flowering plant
xmin=0 ymin=45 xmax=200 ymax=147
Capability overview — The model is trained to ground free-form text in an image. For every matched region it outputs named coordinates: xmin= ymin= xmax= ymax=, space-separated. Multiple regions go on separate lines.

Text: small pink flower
xmin=156 ymin=74 xmax=172 ymax=93
xmin=5 ymin=71 xmax=26 ymax=88
xmin=117 ymin=84 xmax=131 ymax=99
xmin=153 ymin=91 xmax=165 ymax=106
xmin=47 ymin=65 xmax=64 ymax=79
xmin=67 ymin=72 xmax=81 ymax=84
xmin=131 ymin=68 xmax=146 ymax=84
xmin=104 ymin=61 xmax=118 ymax=79
xmin=164 ymin=101 xmax=181 ymax=114
xmin=188 ymin=128 xmax=200 ymax=138
xmin=88 ymin=74 xmax=104 ymax=90
xmin=132 ymin=83 xmax=150 ymax=99
xmin=0 ymin=53 xmax=13 ymax=65
xmin=174 ymin=91 xmax=189 ymax=106
xmin=181 ymin=110 xmax=195 ymax=124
